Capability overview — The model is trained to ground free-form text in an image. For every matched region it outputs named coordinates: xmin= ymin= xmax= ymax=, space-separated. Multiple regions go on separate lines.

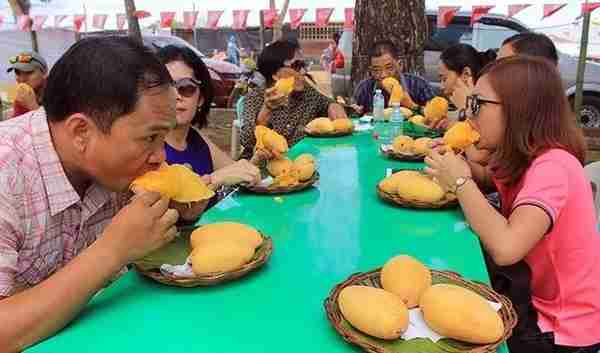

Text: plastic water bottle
xmin=390 ymin=102 xmax=405 ymax=138
xmin=373 ymin=89 xmax=385 ymax=122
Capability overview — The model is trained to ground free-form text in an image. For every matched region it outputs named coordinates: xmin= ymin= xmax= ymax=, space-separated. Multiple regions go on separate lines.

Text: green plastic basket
xmin=403 ymin=121 xmax=444 ymax=139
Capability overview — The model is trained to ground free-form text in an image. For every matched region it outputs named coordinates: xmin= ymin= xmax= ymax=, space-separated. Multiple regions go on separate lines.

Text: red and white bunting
xmin=54 ymin=15 xmax=68 ymax=28
xmin=134 ymin=10 xmax=151 ymax=19
xmin=315 ymin=8 xmax=334 ymax=28
xmin=18 ymin=15 xmax=32 ymax=31
xmin=507 ymin=4 xmax=531 ymax=18
xmin=0 ymin=15 xmax=3 ymax=26
xmin=33 ymin=15 xmax=48 ymax=31
xmin=582 ymin=2 xmax=600 ymax=15
xmin=232 ymin=10 xmax=251 ymax=30
xmin=543 ymin=4 xmax=567 ymax=19
xmin=73 ymin=14 xmax=86 ymax=33
xmin=183 ymin=11 xmax=199 ymax=29
xmin=437 ymin=6 xmax=460 ymax=28
xmin=206 ymin=10 xmax=224 ymax=30
xmin=160 ymin=12 xmax=175 ymax=28
xmin=92 ymin=14 xmax=107 ymax=30
xmin=288 ymin=8 xmax=307 ymax=29
xmin=344 ymin=8 xmax=354 ymax=30
xmin=471 ymin=5 xmax=494 ymax=25
xmin=262 ymin=9 xmax=278 ymax=28
xmin=116 ymin=13 xmax=127 ymax=30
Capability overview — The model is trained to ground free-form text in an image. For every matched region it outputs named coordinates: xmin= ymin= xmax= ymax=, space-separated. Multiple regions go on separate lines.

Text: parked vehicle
xmin=334 ymin=11 xmax=600 ymax=128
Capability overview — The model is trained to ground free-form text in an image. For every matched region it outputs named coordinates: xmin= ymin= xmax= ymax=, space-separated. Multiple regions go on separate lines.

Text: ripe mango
xmin=332 ymin=118 xmax=354 ymax=133
xmin=190 ymin=222 xmax=263 ymax=250
xmin=395 ymin=172 xmax=445 ymax=203
xmin=294 ymin=154 xmax=316 ymax=166
xmin=381 ymin=255 xmax=432 ymax=308
xmin=307 ymin=118 xmax=334 ymax=134
xmin=338 ymin=285 xmax=409 ymax=340
xmin=267 ymin=158 xmax=293 ymax=177
xmin=255 ymin=126 xmax=289 ymax=156
xmin=409 ymin=115 xmax=427 ymax=127
xmin=424 ymin=97 xmax=449 ymax=124
xmin=392 ymin=135 xmax=414 ymax=154
xmin=413 ymin=137 xmax=433 ymax=155
xmin=274 ymin=76 xmax=295 ymax=96
xmin=378 ymin=170 xmax=420 ymax=194
xmin=131 ymin=164 xmax=215 ymax=203
xmin=190 ymin=240 xmax=254 ymax=274
xmin=420 ymin=284 xmax=505 ymax=344
xmin=292 ymin=160 xmax=315 ymax=181
xmin=443 ymin=121 xmax=480 ymax=152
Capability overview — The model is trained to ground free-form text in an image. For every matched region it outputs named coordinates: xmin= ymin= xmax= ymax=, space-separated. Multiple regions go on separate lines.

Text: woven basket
xmin=324 ymin=269 xmax=517 ymax=353
xmin=304 ymin=127 xmax=354 ymax=138
xmin=242 ymin=171 xmax=319 ymax=194
xmin=134 ymin=233 xmax=273 ymax=287
xmin=380 ymin=146 xmax=425 ymax=162
xmin=377 ymin=186 xmax=457 ymax=209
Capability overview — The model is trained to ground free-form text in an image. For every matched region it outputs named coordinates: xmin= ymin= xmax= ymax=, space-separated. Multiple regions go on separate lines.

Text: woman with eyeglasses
xmin=157 ymin=45 xmax=260 ymax=221
xmin=240 ymin=40 xmax=347 ymax=159
xmin=425 ymin=56 xmax=600 ymax=353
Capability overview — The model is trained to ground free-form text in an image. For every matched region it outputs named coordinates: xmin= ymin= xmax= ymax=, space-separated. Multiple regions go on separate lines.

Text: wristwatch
xmin=454 ymin=176 xmax=472 ymax=193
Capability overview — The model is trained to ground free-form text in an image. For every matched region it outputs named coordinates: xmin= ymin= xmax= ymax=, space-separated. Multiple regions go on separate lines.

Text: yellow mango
xmin=274 ymin=76 xmax=295 ymax=96
xmin=294 ymin=154 xmax=316 ymax=166
xmin=378 ymin=170 xmax=420 ymax=194
xmin=400 ymin=107 xmax=414 ymax=117
xmin=267 ymin=158 xmax=293 ymax=177
xmin=255 ymin=126 xmax=289 ymax=156
xmin=15 ymin=83 xmax=34 ymax=99
xmin=190 ymin=240 xmax=255 ymax=274
xmin=131 ymin=164 xmax=214 ymax=203
xmin=292 ymin=160 xmax=316 ymax=181
xmin=420 ymin=284 xmax=505 ymax=344
xmin=332 ymin=118 xmax=354 ymax=133
xmin=409 ymin=115 xmax=427 ymax=126
xmin=443 ymin=121 xmax=480 ymax=151
xmin=381 ymin=255 xmax=432 ymax=308
xmin=395 ymin=172 xmax=445 ymax=202
xmin=413 ymin=137 xmax=433 ymax=155
xmin=392 ymin=135 xmax=414 ymax=154
xmin=307 ymin=118 xmax=334 ymax=134
xmin=190 ymin=222 xmax=263 ymax=250
xmin=338 ymin=285 xmax=409 ymax=340
xmin=271 ymin=168 xmax=301 ymax=188
xmin=424 ymin=97 xmax=449 ymax=124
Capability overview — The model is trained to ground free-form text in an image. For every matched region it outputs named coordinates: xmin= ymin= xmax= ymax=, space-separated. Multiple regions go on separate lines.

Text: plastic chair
xmin=230 ymin=96 xmax=245 ymax=160
xmin=584 ymin=161 xmax=600 ymax=223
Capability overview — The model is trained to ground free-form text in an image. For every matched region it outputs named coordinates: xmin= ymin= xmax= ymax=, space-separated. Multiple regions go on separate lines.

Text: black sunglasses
xmin=466 ymin=94 xmax=501 ymax=118
xmin=287 ymin=59 xmax=307 ymax=72
xmin=174 ymin=77 xmax=202 ymax=98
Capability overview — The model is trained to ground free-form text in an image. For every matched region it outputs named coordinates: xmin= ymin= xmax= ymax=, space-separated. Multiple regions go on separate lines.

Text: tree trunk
xmin=352 ymin=0 xmax=427 ymax=84
xmin=9 ymin=0 xmax=38 ymax=52
xmin=124 ymin=0 xmax=142 ymax=44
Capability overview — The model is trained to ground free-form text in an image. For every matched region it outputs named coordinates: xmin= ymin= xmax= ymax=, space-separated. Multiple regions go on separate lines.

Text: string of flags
xmin=4 ymin=3 xmax=600 ymax=33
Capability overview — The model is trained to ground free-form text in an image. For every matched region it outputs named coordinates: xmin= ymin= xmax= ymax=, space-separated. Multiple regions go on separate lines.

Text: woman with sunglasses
xmin=157 ymin=45 xmax=260 ymax=221
xmin=425 ymin=56 xmax=600 ymax=353
xmin=240 ymin=40 xmax=347 ymax=159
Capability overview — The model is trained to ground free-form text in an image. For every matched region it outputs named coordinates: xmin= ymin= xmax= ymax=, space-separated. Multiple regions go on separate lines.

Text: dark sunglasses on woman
xmin=174 ymin=77 xmax=202 ymax=98
xmin=465 ymin=94 xmax=501 ymax=118
xmin=288 ymin=60 xmax=307 ymax=72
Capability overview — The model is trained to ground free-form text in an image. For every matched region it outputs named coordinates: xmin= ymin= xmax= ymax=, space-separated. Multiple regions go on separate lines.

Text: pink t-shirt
xmin=494 ymin=149 xmax=600 ymax=346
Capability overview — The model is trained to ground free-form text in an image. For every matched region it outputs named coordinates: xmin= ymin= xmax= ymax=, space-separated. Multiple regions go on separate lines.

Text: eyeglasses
xmin=466 ymin=94 xmax=501 ymax=118
xmin=285 ymin=59 xmax=307 ymax=72
xmin=174 ymin=77 xmax=202 ymax=98
xmin=369 ymin=63 xmax=395 ymax=76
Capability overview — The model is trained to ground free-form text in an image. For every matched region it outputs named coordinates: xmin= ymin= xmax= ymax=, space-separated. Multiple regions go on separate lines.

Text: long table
xmin=28 ymin=130 xmax=508 ymax=353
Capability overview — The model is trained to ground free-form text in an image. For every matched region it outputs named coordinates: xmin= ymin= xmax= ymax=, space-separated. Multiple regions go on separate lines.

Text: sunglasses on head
xmin=174 ymin=77 xmax=202 ymax=98
xmin=465 ymin=94 xmax=501 ymax=118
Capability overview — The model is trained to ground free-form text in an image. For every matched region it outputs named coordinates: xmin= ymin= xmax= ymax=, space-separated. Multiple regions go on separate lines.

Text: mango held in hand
xmin=424 ymin=97 xmax=449 ymax=125
xmin=307 ymin=118 xmax=335 ymax=134
xmin=15 ymin=83 xmax=34 ymax=100
xmin=190 ymin=222 xmax=263 ymax=250
xmin=131 ymin=164 xmax=215 ymax=203
xmin=338 ymin=285 xmax=409 ymax=340
xmin=443 ymin=121 xmax=480 ymax=151
xmin=419 ymin=284 xmax=505 ymax=344
xmin=381 ymin=255 xmax=432 ymax=308
xmin=267 ymin=158 xmax=294 ymax=177
xmin=274 ymin=76 xmax=295 ymax=96
xmin=190 ymin=240 xmax=255 ymax=274
xmin=255 ymin=126 xmax=289 ymax=157
xmin=395 ymin=171 xmax=445 ymax=203
xmin=381 ymin=77 xmax=404 ymax=105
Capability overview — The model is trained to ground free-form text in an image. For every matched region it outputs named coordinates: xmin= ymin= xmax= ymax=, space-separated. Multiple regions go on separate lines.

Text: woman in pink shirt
xmin=425 ymin=56 xmax=600 ymax=353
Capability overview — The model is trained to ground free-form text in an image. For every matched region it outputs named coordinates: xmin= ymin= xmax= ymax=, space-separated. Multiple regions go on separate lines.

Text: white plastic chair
xmin=584 ymin=161 xmax=600 ymax=223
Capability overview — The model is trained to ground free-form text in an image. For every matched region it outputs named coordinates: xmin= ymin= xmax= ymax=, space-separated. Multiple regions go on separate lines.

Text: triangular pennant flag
xmin=315 ymin=8 xmax=334 ymax=28
xmin=507 ymin=4 xmax=531 ymax=18
xmin=471 ymin=6 xmax=494 ymax=25
xmin=206 ymin=10 xmax=224 ymax=30
xmin=262 ymin=9 xmax=278 ymax=29
xmin=0 ymin=15 xmax=4 ymax=26
xmin=543 ymin=4 xmax=567 ymax=19
xmin=73 ymin=15 xmax=86 ymax=33
xmin=437 ymin=6 xmax=460 ymax=28
xmin=92 ymin=14 xmax=108 ymax=30
xmin=116 ymin=13 xmax=127 ymax=30
xmin=54 ymin=15 xmax=68 ymax=28
xmin=134 ymin=10 xmax=151 ymax=19
xmin=160 ymin=12 xmax=175 ymax=28
xmin=582 ymin=2 xmax=600 ymax=15
xmin=288 ymin=8 xmax=307 ymax=30
xmin=18 ymin=15 xmax=32 ymax=32
xmin=344 ymin=8 xmax=354 ymax=30
xmin=232 ymin=10 xmax=251 ymax=30
xmin=183 ymin=11 xmax=199 ymax=29
xmin=33 ymin=15 xmax=48 ymax=31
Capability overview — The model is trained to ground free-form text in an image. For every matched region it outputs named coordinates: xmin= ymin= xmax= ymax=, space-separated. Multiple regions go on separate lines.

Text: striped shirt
xmin=0 ymin=109 xmax=122 ymax=297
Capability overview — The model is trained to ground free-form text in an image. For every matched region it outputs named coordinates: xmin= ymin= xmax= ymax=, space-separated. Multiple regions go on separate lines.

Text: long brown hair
xmin=478 ymin=56 xmax=586 ymax=185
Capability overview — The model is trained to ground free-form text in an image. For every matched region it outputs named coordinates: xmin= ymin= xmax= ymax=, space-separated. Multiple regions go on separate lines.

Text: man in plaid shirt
xmin=353 ymin=40 xmax=436 ymax=114
xmin=0 ymin=37 xmax=180 ymax=350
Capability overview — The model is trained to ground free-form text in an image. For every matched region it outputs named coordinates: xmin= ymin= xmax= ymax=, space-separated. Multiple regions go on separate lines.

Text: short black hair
xmin=369 ymin=40 xmax=398 ymax=60
xmin=333 ymin=32 xmax=341 ymax=45
xmin=257 ymin=40 xmax=298 ymax=86
xmin=441 ymin=44 xmax=497 ymax=80
xmin=43 ymin=36 xmax=172 ymax=133
xmin=502 ymin=32 xmax=558 ymax=65
xmin=156 ymin=45 xmax=214 ymax=128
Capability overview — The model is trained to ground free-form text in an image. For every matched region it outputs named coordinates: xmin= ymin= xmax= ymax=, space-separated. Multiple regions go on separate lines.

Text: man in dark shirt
xmin=353 ymin=40 xmax=435 ymax=114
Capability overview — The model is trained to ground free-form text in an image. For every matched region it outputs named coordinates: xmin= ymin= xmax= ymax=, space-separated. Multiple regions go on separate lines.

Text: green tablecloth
xmin=28 ymin=130 xmax=508 ymax=353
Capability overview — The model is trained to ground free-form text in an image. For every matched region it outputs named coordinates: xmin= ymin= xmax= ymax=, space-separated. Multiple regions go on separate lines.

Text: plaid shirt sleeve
xmin=353 ymin=79 xmax=375 ymax=114
xmin=403 ymin=74 xmax=436 ymax=105
xmin=0 ymin=173 xmax=24 ymax=297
